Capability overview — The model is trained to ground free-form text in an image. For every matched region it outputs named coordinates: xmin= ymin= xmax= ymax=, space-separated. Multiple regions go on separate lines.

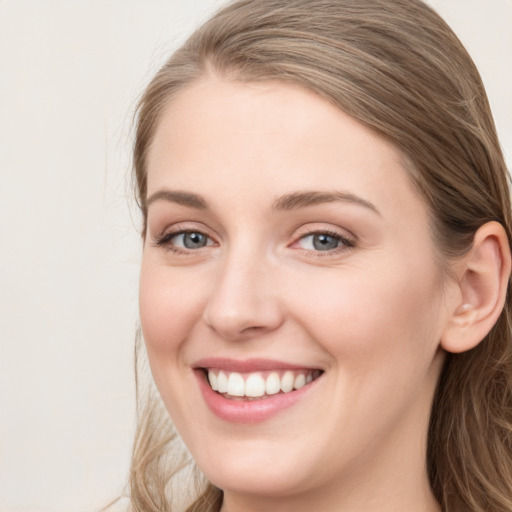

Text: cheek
xmin=289 ymin=260 xmax=445 ymax=443
xmin=138 ymin=258 xmax=213 ymax=425
xmin=139 ymin=258 xmax=207 ymax=358
xmin=290 ymin=257 xmax=444 ymax=367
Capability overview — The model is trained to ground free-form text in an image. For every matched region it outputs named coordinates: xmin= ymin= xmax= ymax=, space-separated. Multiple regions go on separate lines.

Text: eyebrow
xmin=145 ymin=188 xmax=379 ymax=215
xmin=146 ymin=189 xmax=208 ymax=209
xmin=272 ymin=190 xmax=380 ymax=215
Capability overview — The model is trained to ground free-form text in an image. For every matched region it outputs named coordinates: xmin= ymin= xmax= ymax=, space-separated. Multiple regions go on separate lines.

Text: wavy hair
xmin=130 ymin=1 xmax=512 ymax=510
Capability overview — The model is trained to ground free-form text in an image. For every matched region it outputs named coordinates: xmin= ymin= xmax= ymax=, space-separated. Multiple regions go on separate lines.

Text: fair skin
xmin=139 ymin=78 xmax=508 ymax=512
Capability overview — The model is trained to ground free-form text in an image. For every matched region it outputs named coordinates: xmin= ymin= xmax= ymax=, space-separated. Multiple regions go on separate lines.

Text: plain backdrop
xmin=0 ymin=1 xmax=510 ymax=511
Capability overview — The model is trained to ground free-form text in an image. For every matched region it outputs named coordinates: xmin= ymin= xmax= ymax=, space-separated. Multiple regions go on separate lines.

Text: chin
xmin=194 ymin=441 xmax=313 ymax=497
xmin=206 ymin=463 xmax=306 ymax=498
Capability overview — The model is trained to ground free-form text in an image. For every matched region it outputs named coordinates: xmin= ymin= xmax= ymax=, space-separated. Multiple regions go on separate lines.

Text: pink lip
xmin=193 ymin=357 xmax=319 ymax=372
xmin=193 ymin=359 xmax=322 ymax=424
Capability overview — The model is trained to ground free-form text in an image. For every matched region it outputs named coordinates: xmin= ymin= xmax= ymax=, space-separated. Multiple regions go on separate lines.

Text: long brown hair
xmin=130 ymin=1 xmax=512 ymax=510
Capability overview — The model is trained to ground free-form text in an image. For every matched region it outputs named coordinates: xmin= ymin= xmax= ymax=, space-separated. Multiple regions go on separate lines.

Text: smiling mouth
xmin=202 ymin=368 xmax=323 ymax=401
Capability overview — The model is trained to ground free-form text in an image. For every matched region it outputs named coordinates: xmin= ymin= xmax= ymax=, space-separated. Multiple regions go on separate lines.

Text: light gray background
xmin=0 ymin=1 xmax=510 ymax=511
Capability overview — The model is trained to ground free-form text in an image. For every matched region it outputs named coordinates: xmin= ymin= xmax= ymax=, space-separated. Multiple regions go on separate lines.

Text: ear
xmin=441 ymin=221 xmax=511 ymax=354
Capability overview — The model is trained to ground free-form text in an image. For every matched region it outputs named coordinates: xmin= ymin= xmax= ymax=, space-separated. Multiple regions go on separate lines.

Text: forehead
xmin=146 ymin=78 xmax=424 ymax=221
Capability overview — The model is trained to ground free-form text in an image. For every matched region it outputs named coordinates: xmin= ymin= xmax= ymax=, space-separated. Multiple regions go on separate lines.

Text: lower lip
xmin=195 ymin=370 xmax=320 ymax=424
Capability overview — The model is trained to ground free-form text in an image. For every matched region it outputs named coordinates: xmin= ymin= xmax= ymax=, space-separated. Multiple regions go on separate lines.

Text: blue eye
xmin=170 ymin=231 xmax=212 ymax=249
xmin=154 ymin=230 xmax=214 ymax=252
xmin=297 ymin=232 xmax=351 ymax=251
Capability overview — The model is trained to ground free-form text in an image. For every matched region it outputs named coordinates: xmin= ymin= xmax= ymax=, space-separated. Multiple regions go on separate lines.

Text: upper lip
xmin=193 ymin=357 xmax=322 ymax=373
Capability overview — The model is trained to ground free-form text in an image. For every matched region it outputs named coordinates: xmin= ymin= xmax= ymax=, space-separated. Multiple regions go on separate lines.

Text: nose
xmin=202 ymin=248 xmax=284 ymax=341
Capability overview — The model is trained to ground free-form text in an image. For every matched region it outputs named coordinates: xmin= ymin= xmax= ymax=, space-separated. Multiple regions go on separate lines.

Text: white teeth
xmin=227 ymin=372 xmax=245 ymax=396
xmin=294 ymin=373 xmax=306 ymax=390
xmin=208 ymin=370 xmax=218 ymax=391
xmin=265 ymin=372 xmax=281 ymax=395
xmin=245 ymin=373 xmax=266 ymax=397
xmin=207 ymin=368 xmax=321 ymax=398
xmin=217 ymin=371 xmax=228 ymax=393
xmin=280 ymin=371 xmax=294 ymax=393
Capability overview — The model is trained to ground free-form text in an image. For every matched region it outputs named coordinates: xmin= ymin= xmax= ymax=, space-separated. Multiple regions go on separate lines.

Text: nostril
xmin=203 ymin=307 xmax=284 ymax=341
xmin=240 ymin=325 xmax=267 ymax=334
xmin=201 ymin=268 xmax=285 ymax=340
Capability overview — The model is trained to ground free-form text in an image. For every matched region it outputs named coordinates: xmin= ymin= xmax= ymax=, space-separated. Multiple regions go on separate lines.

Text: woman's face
xmin=140 ymin=79 xmax=454 ymax=504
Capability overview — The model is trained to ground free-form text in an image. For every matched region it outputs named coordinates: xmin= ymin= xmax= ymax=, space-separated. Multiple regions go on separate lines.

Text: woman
xmin=129 ymin=0 xmax=512 ymax=510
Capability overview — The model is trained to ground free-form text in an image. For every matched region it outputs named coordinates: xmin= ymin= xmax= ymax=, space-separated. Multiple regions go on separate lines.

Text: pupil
xmin=313 ymin=234 xmax=338 ymax=251
xmin=184 ymin=232 xmax=206 ymax=249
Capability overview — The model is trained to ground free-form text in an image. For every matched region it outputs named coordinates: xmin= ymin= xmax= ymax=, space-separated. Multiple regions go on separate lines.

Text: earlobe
xmin=441 ymin=221 xmax=511 ymax=354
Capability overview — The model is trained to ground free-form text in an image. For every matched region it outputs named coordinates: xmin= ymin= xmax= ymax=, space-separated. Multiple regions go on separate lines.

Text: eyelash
xmin=152 ymin=228 xmax=355 ymax=256
xmin=152 ymin=229 xmax=215 ymax=255
xmin=293 ymin=229 xmax=355 ymax=256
